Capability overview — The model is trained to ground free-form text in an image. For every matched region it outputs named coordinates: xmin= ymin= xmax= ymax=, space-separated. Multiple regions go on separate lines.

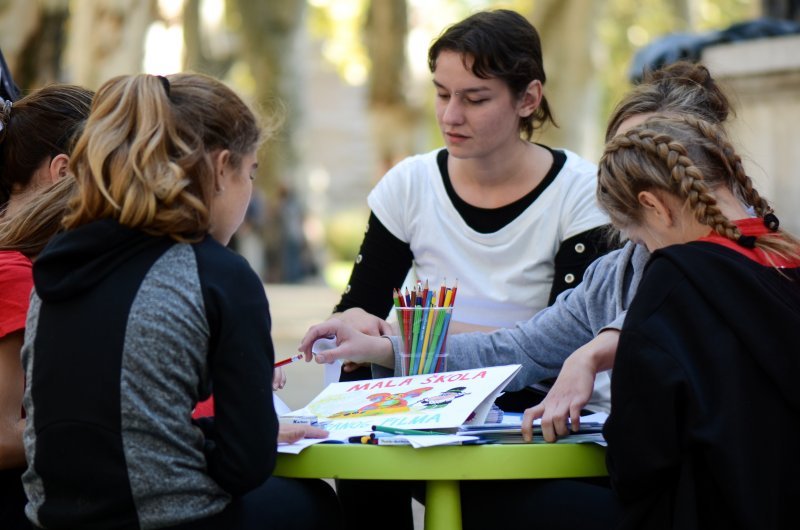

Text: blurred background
xmin=2 ymin=0 xmax=799 ymax=409
xmin=2 ymin=0 xmax=799 ymax=290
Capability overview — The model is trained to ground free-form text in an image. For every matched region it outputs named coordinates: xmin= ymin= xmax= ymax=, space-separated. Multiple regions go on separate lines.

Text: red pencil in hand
xmin=275 ymin=353 xmax=304 ymax=367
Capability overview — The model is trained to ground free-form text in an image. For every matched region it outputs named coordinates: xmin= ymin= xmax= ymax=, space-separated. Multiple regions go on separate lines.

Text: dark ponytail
xmin=0 ymin=84 xmax=92 ymax=211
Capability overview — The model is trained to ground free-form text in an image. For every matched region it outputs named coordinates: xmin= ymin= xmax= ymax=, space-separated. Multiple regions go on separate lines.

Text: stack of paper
xmin=278 ymin=368 xmax=610 ymax=452
xmin=456 ymin=412 xmax=608 ymax=445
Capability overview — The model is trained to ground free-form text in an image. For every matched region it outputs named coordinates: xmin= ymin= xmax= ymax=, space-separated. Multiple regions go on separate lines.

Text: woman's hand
xmin=278 ymin=424 xmax=329 ymax=444
xmin=272 ymin=366 xmax=286 ymax=391
xmin=331 ymin=307 xmax=393 ymax=336
xmin=298 ymin=319 xmax=395 ymax=368
xmin=521 ymin=330 xmax=620 ymax=443
xmin=327 ymin=309 xmax=395 ymax=373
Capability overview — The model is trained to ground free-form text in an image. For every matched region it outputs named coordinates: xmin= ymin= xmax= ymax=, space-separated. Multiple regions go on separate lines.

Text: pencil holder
xmin=395 ymin=306 xmax=453 ymax=376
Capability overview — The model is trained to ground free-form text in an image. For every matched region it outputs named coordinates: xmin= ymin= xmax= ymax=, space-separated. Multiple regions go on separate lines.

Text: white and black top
xmin=335 ymin=147 xmax=612 ymax=327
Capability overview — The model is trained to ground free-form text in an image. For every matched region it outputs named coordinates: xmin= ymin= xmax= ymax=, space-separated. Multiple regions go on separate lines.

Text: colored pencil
xmin=372 ymin=425 xmax=451 ymax=436
xmin=393 ymin=288 xmax=405 ymax=339
xmin=393 ymin=279 xmax=457 ymax=375
xmin=274 ymin=353 xmax=304 ymax=367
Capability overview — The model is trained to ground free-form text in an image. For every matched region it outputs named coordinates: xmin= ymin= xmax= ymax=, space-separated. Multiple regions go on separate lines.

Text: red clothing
xmin=0 ymin=251 xmax=33 ymax=338
xmin=697 ymin=217 xmax=800 ymax=268
xmin=193 ymin=396 xmax=215 ymax=418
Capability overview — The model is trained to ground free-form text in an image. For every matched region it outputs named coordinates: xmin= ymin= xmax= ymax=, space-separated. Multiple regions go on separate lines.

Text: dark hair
xmin=0 ymin=84 xmax=93 ymax=209
xmin=0 ymin=176 xmax=76 ymax=257
xmin=605 ymin=61 xmax=732 ymax=141
xmin=427 ymin=9 xmax=555 ymax=139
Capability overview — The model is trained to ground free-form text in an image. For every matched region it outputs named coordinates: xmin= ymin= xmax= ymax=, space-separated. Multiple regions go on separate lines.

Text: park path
xmin=267 ymin=282 xmax=340 ymax=411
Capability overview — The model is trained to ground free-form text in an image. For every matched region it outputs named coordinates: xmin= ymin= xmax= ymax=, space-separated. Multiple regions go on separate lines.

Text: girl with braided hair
xmin=523 ymin=61 xmax=740 ymax=441
xmin=598 ymin=114 xmax=800 ymax=529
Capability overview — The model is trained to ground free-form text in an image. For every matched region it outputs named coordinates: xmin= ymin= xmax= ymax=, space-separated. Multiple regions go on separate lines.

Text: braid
xmin=601 ymin=115 xmax=800 ymax=261
xmin=681 ymin=114 xmax=773 ymax=217
xmin=613 ymin=128 xmax=743 ymax=243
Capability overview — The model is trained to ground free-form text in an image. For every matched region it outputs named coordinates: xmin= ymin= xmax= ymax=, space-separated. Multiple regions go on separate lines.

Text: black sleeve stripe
xmin=548 ymin=225 xmax=618 ymax=305
xmin=333 ymin=211 xmax=414 ymax=317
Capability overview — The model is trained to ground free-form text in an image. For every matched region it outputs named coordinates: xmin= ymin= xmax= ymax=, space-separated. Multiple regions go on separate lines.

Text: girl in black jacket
xmin=21 ymin=73 xmax=340 ymax=530
xmin=597 ymin=114 xmax=800 ymax=529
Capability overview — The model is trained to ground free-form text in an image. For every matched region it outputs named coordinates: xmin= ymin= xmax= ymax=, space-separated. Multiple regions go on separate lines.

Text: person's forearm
xmin=372 ymin=336 xmax=395 ymax=368
xmin=333 ymin=212 xmax=413 ymax=316
xmin=584 ymin=330 xmax=620 ymax=373
xmin=447 ymin=321 xmax=498 ymax=334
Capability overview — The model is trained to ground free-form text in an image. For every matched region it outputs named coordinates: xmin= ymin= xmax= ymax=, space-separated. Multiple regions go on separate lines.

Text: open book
xmin=283 ymin=364 xmax=522 ymax=434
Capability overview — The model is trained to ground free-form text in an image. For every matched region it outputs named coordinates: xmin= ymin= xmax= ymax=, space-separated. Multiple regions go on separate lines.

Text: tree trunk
xmin=0 ymin=1 xmax=48 ymax=90
xmin=365 ymin=0 xmax=417 ymax=177
xmin=9 ymin=0 xmax=69 ymax=89
xmin=531 ymin=0 xmax=603 ymax=160
xmin=231 ymin=0 xmax=306 ymax=281
xmin=183 ymin=0 xmax=234 ymax=78
xmin=66 ymin=0 xmax=155 ymax=89
xmin=231 ymin=0 xmax=304 ymax=176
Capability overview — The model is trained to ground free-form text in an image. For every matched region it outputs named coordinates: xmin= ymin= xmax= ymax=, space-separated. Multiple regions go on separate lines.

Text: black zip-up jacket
xmin=22 ymin=219 xmax=277 ymax=530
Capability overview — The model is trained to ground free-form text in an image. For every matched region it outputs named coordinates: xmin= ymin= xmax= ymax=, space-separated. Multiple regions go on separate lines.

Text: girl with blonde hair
xmin=21 ymin=73 xmax=340 ymax=530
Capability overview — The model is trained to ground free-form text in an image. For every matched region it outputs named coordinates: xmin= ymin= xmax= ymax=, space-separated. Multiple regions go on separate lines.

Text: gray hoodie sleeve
xmin=375 ymin=243 xmax=650 ymax=393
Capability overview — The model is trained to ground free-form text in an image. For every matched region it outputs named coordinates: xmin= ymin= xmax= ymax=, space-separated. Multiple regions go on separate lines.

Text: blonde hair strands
xmin=598 ymin=115 xmax=800 ymax=262
xmin=64 ymin=73 xmax=265 ymax=242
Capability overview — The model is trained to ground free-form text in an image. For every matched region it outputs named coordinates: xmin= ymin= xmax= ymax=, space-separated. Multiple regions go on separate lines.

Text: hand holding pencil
xmin=275 ymin=353 xmax=304 ymax=367
xmin=297 ymin=320 xmax=396 ymax=368
xmin=295 ymin=279 xmax=456 ymax=375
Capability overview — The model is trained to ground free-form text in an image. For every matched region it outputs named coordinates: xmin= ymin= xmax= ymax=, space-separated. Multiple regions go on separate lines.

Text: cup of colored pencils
xmin=394 ymin=281 xmax=456 ymax=376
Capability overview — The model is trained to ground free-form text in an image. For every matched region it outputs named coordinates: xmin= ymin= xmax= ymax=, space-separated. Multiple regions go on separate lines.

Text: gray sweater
xmin=383 ymin=242 xmax=650 ymax=412
xmin=23 ymin=220 xmax=276 ymax=529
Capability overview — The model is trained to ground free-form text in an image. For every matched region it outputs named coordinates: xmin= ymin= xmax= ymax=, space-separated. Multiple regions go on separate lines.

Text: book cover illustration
xmin=292 ymin=364 xmax=521 ymax=433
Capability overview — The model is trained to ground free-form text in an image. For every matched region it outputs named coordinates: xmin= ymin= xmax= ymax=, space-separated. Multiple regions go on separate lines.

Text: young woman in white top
xmin=333 ymin=10 xmax=612 ymax=413
xmin=325 ymin=9 xmax=612 ymax=530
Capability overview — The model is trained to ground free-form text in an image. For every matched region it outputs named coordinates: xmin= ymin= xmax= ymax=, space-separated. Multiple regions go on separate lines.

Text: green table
xmin=274 ymin=443 xmax=607 ymax=530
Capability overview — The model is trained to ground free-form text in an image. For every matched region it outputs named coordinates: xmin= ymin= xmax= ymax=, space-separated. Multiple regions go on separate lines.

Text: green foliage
xmin=597 ymin=0 xmax=759 ymax=123
xmin=322 ymin=207 xmax=371 ymax=290
xmin=307 ymin=0 xmax=370 ymax=85
xmin=324 ymin=208 xmax=370 ymax=262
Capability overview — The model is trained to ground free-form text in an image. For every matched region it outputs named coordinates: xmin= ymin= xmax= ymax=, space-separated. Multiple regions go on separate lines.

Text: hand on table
xmin=278 ymin=424 xmax=329 ymax=444
xmin=521 ymin=330 xmax=620 ymax=443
